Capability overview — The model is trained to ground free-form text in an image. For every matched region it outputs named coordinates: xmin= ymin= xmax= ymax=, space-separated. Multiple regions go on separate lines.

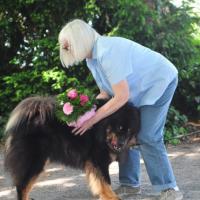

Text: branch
xmin=166 ymin=130 xmax=200 ymax=141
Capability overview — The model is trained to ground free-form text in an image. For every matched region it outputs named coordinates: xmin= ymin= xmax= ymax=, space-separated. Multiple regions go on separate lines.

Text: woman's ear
xmin=61 ymin=39 xmax=70 ymax=51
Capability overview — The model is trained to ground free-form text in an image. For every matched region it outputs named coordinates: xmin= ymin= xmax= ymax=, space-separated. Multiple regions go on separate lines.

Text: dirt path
xmin=0 ymin=143 xmax=200 ymax=200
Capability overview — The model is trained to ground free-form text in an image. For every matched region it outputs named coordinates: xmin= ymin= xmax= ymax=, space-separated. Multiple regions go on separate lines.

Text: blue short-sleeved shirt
xmin=86 ymin=36 xmax=178 ymax=107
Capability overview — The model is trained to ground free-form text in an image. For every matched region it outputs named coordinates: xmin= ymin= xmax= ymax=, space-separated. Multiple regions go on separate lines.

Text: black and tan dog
xmin=4 ymin=96 xmax=140 ymax=200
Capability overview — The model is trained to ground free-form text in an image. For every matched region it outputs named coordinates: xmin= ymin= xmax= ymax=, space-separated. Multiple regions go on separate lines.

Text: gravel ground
xmin=0 ymin=143 xmax=200 ymax=200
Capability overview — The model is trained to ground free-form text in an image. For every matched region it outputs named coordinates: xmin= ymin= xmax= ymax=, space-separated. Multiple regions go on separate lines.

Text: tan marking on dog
xmin=85 ymin=161 xmax=120 ymax=200
xmin=20 ymin=159 xmax=49 ymax=200
xmin=106 ymin=126 xmax=118 ymax=144
xmin=109 ymin=152 xmax=117 ymax=161
xmin=21 ymin=175 xmax=38 ymax=200
xmin=107 ymin=132 xmax=117 ymax=141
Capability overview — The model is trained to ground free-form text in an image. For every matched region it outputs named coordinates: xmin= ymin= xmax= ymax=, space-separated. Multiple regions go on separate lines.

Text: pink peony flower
xmin=63 ymin=102 xmax=73 ymax=115
xmin=80 ymin=94 xmax=89 ymax=106
xmin=67 ymin=89 xmax=78 ymax=99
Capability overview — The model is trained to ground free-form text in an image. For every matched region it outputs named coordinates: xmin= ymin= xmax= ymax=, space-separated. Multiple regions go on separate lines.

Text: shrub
xmin=165 ymin=106 xmax=188 ymax=144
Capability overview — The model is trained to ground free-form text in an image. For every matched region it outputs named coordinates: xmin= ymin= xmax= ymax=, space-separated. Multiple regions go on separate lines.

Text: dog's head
xmin=96 ymin=100 xmax=140 ymax=153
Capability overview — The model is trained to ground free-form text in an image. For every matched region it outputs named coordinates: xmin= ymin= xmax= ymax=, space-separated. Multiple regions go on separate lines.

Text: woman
xmin=58 ymin=19 xmax=183 ymax=200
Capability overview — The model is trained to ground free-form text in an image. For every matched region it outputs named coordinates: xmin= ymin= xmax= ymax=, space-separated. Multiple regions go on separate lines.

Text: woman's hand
xmin=72 ymin=117 xmax=94 ymax=135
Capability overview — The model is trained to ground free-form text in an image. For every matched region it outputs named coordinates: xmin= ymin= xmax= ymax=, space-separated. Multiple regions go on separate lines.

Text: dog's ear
xmin=95 ymin=98 xmax=110 ymax=109
xmin=125 ymin=104 xmax=140 ymax=135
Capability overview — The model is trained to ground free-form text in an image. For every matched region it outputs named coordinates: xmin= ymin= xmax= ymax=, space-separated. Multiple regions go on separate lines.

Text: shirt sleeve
xmin=98 ymin=37 xmax=133 ymax=85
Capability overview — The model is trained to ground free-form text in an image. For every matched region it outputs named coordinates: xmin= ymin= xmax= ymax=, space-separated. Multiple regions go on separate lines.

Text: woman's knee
xmin=137 ymin=133 xmax=163 ymax=146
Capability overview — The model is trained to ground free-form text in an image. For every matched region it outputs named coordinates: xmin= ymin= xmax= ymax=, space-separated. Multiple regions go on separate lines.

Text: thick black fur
xmin=4 ymin=96 xmax=140 ymax=200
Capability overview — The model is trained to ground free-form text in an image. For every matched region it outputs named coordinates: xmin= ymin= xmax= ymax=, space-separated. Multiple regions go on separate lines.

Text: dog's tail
xmin=5 ymin=96 xmax=56 ymax=135
xmin=5 ymin=96 xmax=56 ymax=151
xmin=4 ymin=96 xmax=55 ymax=185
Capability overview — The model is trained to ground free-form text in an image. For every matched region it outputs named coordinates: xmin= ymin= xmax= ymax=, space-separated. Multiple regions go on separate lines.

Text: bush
xmin=0 ymin=115 xmax=9 ymax=140
xmin=165 ymin=106 xmax=188 ymax=144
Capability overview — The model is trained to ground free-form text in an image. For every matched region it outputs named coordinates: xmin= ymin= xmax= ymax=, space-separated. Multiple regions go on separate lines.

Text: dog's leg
xmin=16 ymin=175 xmax=38 ymax=200
xmin=85 ymin=161 xmax=121 ymax=200
xmin=15 ymin=159 xmax=49 ymax=200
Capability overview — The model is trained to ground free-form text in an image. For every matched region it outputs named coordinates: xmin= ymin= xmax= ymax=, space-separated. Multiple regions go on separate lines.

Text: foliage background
xmin=0 ymin=0 xmax=200 ymax=143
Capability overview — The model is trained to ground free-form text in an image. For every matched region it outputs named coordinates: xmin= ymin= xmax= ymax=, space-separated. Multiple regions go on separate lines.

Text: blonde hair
xmin=58 ymin=19 xmax=100 ymax=67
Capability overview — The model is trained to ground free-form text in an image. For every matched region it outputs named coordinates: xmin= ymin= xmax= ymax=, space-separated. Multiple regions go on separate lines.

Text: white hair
xmin=58 ymin=19 xmax=100 ymax=68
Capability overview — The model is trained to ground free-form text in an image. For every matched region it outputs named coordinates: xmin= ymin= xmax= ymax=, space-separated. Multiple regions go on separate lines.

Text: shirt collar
xmin=86 ymin=36 xmax=100 ymax=64
xmin=91 ymin=36 xmax=101 ymax=59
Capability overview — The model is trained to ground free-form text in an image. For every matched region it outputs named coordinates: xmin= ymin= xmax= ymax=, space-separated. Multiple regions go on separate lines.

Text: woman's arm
xmin=73 ymin=79 xmax=129 ymax=135
xmin=92 ymin=80 xmax=129 ymax=124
